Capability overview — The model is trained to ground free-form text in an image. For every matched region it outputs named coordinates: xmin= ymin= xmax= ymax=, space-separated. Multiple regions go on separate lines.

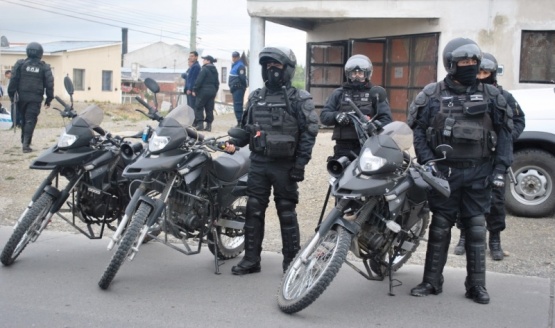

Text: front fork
xmin=107 ymin=182 xmax=148 ymax=250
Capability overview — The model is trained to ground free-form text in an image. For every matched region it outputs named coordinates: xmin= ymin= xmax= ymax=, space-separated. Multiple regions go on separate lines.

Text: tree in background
xmin=291 ymin=65 xmax=305 ymax=89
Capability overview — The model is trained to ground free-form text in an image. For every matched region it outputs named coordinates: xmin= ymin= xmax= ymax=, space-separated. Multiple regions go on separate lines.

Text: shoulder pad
xmin=413 ymin=90 xmax=429 ymax=106
xmin=496 ymin=93 xmax=508 ymax=108
xmin=369 ymin=86 xmax=387 ymax=103
xmin=422 ymin=82 xmax=438 ymax=96
xmin=248 ymin=89 xmax=262 ymax=101
xmin=484 ymin=83 xmax=500 ymax=97
xmin=296 ymin=89 xmax=313 ymax=101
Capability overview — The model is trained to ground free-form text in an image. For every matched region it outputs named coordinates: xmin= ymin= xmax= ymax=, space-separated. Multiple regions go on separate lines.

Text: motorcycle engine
xmin=357 ymin=203 xmax=392 ymax=253
xmin=168 ymin=190 xmax=210 ymax=236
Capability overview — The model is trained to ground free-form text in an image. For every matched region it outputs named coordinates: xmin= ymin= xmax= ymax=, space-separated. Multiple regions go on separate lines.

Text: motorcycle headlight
xmin=358 ymin=148 xmax=387 ymax=173
xmin=57 ymin=129 xmax=77 ymax=148
xmin=148 ymin=132 xmax=169 ymax=152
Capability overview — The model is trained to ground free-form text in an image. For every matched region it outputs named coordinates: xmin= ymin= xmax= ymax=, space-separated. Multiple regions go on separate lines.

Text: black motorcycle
xmin=277 ymin=100 xmax=451 ymax=314
xmin=1 ymin=77 xmax=146 ymax=266
xmin=98 ymin=78 xmax=250 ymax=290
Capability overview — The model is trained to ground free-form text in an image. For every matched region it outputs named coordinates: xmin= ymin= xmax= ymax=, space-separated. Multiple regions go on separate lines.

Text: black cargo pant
xmin=18 ymin=100 xmax=41 ymax=146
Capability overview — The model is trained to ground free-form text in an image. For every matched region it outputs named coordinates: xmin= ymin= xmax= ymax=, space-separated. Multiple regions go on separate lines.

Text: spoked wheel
xmin=277 ymin=225 xmax=352 ymax=314
xmin=98 ymin=202 xmax=151 ymax=289
xmin=370 ymin=213 xmax=430 ymax=276
xmin=208 ymin=196 xmax=246 ymax=259
xmin=1 ymin=193 xmax=54 ymax=266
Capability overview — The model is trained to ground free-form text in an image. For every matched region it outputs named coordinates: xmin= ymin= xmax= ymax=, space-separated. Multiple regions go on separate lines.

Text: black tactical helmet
xmin=26 ymin=42 xmax=44 ymax=59
xmin=259 ymin=46 xmax=296 ymax=83
xmin=442 ymin=37 xmax=482 ymax=75
xmin=480 ymin=52 xmax=498 ymax=80
xmin=344 ymin=54 xmax=373 ymax=82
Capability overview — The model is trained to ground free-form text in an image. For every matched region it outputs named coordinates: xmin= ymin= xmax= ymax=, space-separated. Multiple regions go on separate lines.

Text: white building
xmin=246 ymin=0 xmax=555 ymax=120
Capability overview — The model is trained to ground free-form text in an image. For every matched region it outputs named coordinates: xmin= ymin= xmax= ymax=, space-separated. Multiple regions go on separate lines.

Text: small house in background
xmin=1 ymin=41 xmax=121 ymax=103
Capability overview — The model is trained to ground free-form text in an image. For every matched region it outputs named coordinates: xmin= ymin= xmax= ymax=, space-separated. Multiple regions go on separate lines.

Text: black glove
xmin=289 ymin=166 xmax=305 ymax=182
xmin=491 ymin=168 xmax=506 ymax=188
xmin=335 ymin=112 xmax=350 ymax=126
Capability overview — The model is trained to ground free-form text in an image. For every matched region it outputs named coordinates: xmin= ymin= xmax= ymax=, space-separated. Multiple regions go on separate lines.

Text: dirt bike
xmin=277 ymin=99 xmax=451 ymax=314
xmin=1 ymin=77 xmax=146 ymax=266
xmin=98 ymin=78 xmax=250 ymax=290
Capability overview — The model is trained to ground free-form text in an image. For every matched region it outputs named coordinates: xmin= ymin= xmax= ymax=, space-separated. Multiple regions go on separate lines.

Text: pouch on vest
xmin=271 ymin=107 xmax=284 ymax=127
xmin=264 ymin=134 xmax=296 ymax=158
xmin=463 ymin=102 xmax=487 ymax=116
xmin=452 ymin=121 xmax=483 ymax=143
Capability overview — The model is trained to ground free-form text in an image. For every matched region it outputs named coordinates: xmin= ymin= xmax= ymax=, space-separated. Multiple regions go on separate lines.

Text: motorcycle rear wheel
xmin=207 ymin=196 xmax=247 ymax=259
xmin=98 ymin=202 xmax=150 ymax=289
xmin=1 ymin=193 xmax=54 ymax=266
xmin=277 ymin=225 xmax=352 ymax=314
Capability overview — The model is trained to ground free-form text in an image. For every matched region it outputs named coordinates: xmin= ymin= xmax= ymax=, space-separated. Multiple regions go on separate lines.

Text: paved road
xmin=0 ymin=226 xmax=553 ymax=328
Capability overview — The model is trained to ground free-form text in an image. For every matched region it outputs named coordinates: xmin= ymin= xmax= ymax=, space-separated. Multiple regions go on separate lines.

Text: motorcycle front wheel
xmin=277 ymin=225 xmax=352 ymax=314
xmin=1 ymin=193 xmax=54 ymax=266
xmin=98 ymin=202 xmax=150 ymax=289
xmin=208 ymin=196 xmax=247 ymax=259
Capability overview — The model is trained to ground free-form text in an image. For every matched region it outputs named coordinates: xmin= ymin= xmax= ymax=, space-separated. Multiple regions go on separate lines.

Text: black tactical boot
xmin=454 ymin=229 xmax=466 ymax=255
xmin=489 ymin=231 xmax=504 ymax=261
xmin=204 ymin=123 xmax=212 ymax=132
xmin=465 ymin=280 xmax=490 ymax=304
xmin=22 ymin=145 xmax=33 ymax=153
xmin=22 ymin=135 xmax=33 ymax=153
xmin=232 ymin=200 xmax=265 ymax=276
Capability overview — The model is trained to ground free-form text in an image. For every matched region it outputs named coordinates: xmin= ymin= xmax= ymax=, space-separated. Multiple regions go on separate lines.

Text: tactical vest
xmin=18 ymin=59 xmax=45 ymax=96
xmin=332 ymin=89 xmax=375 ymax=140
xmin=428 ymin=82 xmax=496 ymax=159
xmin=248 ymin=88 xmax=299 ymax=159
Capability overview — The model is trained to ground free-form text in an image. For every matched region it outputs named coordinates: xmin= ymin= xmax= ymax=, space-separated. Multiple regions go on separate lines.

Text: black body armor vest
xmin=248 ymin=89 xmax=299 ymax=159
xmin=332 ymin=89 xmax=375 ymax=140
xmin=429 ymin=83 xmax=496 ymax=159
xmin=19 ymin=59 xmax=45 ymax=96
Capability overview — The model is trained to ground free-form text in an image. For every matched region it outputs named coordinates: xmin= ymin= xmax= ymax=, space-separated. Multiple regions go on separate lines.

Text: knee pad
xmin=276 ymin=199 xmax=297 ymax=226
xmin=428 ymin=215 xmax=452 ymax=244
xmin=466 ymin=215 xmax=486 ymax=244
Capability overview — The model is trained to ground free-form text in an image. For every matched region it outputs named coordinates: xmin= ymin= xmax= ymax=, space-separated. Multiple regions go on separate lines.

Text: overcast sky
xmin=0 ymin=0 xmax=307 ymax=64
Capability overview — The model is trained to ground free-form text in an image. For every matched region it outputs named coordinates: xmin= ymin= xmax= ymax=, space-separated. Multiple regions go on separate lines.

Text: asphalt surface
xmin=0 ymin=226 xmax=553 ymax=328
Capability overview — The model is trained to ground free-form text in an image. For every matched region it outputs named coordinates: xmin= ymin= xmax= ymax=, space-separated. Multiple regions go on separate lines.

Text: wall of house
xmin=1 ymin=45 xmax=122 ymax=103
xmin=248 ymin=0 xmax=555 ymax=91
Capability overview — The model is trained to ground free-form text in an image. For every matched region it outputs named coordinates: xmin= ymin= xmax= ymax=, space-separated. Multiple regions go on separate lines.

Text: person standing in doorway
xmin=407 ymin=38 xmax=513 ymax=304
xmin=193 ymin=55 xmax=219 ymax=132
xmin=8 ymin=42 xmax=54 ymax=153
xmin=229 ymin=51 xmax=247 ymax=127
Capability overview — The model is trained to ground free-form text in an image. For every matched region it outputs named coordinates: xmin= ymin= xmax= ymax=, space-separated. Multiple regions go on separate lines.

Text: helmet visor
xmin=480 ymin=57 xmax=496 ymax=72
xmin=451 ymin=43 xmax=482 ymax=62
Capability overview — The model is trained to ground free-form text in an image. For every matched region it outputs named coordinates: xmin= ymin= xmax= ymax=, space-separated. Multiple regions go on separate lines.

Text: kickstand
xmin=387 ymin=239 xmax=404 ymax=296
xmin=211 ymin=229 xmax=222 ymax=275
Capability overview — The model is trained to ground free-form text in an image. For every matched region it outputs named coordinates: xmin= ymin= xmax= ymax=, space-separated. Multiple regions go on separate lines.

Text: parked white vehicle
xmin=507 ymin=87 xmax=555 ymax=217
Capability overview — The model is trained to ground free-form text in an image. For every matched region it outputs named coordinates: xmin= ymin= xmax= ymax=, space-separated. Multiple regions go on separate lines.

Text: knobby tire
xmin=1 ymin=193 xmax=54 ymax=266
xmin=277 ymin=226 xmax=352 ymax=314
xmin=98 ymin=202 xmax=150 ymax=289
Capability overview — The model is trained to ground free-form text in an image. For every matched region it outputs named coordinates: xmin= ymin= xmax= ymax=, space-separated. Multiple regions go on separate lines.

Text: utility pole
xmin=190 ymin=0 xmax=197 ymax=51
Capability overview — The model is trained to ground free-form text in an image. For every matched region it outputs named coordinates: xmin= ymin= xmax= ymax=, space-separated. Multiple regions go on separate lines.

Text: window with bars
xmin=520 ymin=30 xmax=555 ymax=84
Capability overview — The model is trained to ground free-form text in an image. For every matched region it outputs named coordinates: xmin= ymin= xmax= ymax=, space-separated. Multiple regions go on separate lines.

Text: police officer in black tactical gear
xmin=320 ymin=54 xmax=392 ymax=161
xmin=407 ymin=38 xmax=513 ymax=305
xmin=223 ymin=46 xmax=319 ymax=275
xmin=8 ymin=42 xmax=54 ymax=153
xmin=453 ymin=52 xmax=525 ymax=261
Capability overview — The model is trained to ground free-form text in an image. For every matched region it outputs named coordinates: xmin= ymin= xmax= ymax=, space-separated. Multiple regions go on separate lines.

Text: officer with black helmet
xmin=8 ymin=42 xmax=54 ymax=153
xmin=320 ymin=54 xmax=392 ymax=160
xmin=223 ymin=46 xmax=319 ymax=275
xmin=407 ymin=38 xmax=513 ymax=304
xmin=453 ymin=52 xmax=525 ymax=261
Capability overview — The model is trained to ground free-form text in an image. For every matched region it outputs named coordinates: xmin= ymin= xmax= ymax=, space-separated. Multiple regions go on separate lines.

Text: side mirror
xmin=64 ymin=76 xmax=74 ymax=95
xmin=435 ymin=144 xmax=454 ymax=159
xmin=144 ymin=78 xmax=160 ymax=94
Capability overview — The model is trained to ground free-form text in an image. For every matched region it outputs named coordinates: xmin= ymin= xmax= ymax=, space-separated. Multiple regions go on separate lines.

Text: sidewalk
xmin=0 ymin=226 xmax=553 ymax=327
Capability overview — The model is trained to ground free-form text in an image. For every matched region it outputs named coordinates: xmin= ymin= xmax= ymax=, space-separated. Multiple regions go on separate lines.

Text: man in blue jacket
xmin=183 ymin=51 xmax=200 ymax=108
xmin=229 ymin=51 xmax=247 ymax=127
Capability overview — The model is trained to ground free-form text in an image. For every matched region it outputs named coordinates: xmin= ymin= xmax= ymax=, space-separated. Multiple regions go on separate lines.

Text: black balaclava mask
xmin=266 ymin=66 xmax=285 ymax=90
xmin=478 ymin=74 xmax=496 ymax=85
xmin=452 ymin=64 xmax=479 ymax=86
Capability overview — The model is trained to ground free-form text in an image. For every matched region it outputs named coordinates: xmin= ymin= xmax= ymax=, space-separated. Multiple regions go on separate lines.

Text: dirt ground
xmin=1 ymin=102 xmax=554 ymax=280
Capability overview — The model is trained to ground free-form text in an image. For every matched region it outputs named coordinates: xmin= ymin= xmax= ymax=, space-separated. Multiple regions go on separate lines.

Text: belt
xmin=441 ymin=158 xmax=490 ymax=169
